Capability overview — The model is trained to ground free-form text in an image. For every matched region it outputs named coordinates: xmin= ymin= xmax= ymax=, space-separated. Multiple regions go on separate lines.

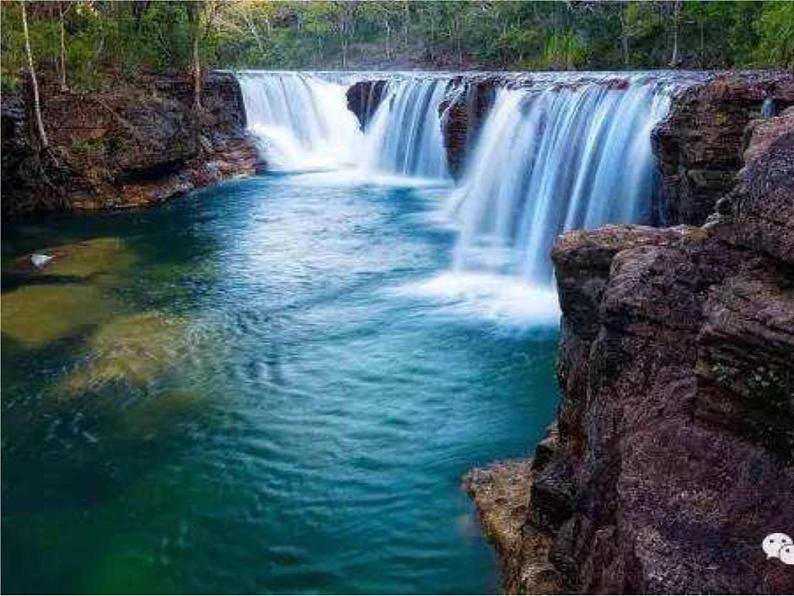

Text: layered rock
xmin=439 ymin=77 xmax=497 ymax=178
xmin=653 ymin=70 xmax=794 ymax=226
xmin=1 ymin=72 xmax=259 ymax=215
xmin=468 ymin=104 xmax=794 ymax=593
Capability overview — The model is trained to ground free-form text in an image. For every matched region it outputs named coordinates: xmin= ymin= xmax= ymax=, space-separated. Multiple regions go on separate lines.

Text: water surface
xmin=2 ymin=173 xmax=558 ymax=594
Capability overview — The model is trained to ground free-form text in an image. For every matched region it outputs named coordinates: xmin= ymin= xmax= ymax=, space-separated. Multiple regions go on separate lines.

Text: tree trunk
xmin=670 ymin=0 xmax=681 ymax=67
xmin=403 ymin=0 xmax=409 ymax=49
xmin=243 ymin=11 xmax=266 ymax=60
xmin=192 ymin=30 xmax=201 ymax=111
xmin=699 ymin=20 xmax=705 ymax=68
xmin=384 ymin=21 xmax=391 ymax=60
xmin=59 ymin=3 xmax=68 ymax=91
xmin=21 ymin=1 xmax=49 ymax=149
xmin=619 ymin=13 xmax=629 ymax=67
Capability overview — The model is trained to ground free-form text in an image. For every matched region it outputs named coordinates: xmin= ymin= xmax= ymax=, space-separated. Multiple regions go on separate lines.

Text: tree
xmin=185 ymin=0 xmax=219 ymax=111
xmin=669 ymin=0 xmax=682 ymax=66
xmin=20 ymin=0 xmax=48 ymax=149
xmin=754 ymin=1 xmax=794 ymax=69
xmin=57 ymin=1 xmax=73 ymax=91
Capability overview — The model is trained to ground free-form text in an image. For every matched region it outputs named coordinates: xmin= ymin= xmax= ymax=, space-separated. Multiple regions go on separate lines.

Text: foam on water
xmin=392 ymin=272 xmax=560 ymax=327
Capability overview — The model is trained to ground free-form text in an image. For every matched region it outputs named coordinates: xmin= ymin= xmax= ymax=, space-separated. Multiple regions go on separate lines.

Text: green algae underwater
xmin=1 ymin=174 xmax=559 ymax=594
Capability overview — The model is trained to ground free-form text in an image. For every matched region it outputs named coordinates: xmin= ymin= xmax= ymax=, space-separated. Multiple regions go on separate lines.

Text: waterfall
xmin=236 ymin=70 xmax=685 ymax=322
xmin=237 ymin=72 xmax=452 ymax=181
xmin=449 ymin=75 xmax=672 ymax=285
xmin=361 ymin=77 xmax=452 ymax=180
xmin=237 ymin=71 xmax=363 ymax=172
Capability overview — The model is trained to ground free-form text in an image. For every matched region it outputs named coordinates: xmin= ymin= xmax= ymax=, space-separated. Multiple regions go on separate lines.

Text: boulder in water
xmin=62 ymin=312 xmax=188 ymax=392
xmin=1 ymin=284 xmax=112 ymax=349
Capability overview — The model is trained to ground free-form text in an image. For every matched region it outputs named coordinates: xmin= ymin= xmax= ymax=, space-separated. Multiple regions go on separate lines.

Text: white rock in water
xmin=31 ymin=253 xmax=54 ymax=269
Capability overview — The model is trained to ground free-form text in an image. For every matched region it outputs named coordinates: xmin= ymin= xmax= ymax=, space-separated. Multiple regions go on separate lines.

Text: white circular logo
xmin=763 ymin=533 xmax=794 ymax=563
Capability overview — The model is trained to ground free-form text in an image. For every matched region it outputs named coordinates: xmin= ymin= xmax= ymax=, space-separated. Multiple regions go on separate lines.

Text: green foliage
xmin=541 ymin=31 xmax=587 ymax=70
xmin=1 ymin=0 xmax=792 ymax=90
xmin=753 ymin=1 xmax=794 ymax=69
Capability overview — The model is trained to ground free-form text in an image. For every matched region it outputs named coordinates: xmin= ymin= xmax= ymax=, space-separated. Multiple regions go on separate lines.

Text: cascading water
xmin=449 ymin=75 xmax=673 ymax=285
xmin=238 ymin=71 xmax=453 ymax=181
xmin=237 ymin=71 xmax=363 ymax=172
xmin=361 ymin=77 xmax=452 ymax=180
xmin=236 ymin=70 xmax=690 ymax=324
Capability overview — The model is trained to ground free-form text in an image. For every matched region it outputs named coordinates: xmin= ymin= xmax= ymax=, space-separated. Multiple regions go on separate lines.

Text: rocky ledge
xmin=466 ymin=106 xmax=794 ymax=593
xmin=653 ymin=70 xmax=794 ymax=226
xmin=1 ymin=72 xmax=260 ymax=215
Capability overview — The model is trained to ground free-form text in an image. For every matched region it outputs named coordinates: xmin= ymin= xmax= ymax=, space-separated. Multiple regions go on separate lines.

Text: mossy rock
xmin=1 ymin=284 xmax=112 ymax=349
xmin=63 ymin=312 xmax=188 ymax=392
xmin=44 ymin=237 xmax=138 ymax=280
xmin=7 ymin=237 xmax=138 ymax=284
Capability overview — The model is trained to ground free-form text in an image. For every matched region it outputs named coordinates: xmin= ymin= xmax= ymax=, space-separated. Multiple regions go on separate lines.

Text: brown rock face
xmin=653 ymin=71 xmax=794 ymax=226
xmin=439 ymin=77 xmax=497 ymax=179
xmin=345 ymin=80 xmax=387 ymax=130
xmin=469 ymin=96 xmax=794 ymax=593
xmin=1 ymin=72 xmax=259 ymax=215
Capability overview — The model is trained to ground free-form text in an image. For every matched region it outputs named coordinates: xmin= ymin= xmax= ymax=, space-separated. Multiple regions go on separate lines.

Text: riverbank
xmin=1 ymin=72 xmax=259 ymax=215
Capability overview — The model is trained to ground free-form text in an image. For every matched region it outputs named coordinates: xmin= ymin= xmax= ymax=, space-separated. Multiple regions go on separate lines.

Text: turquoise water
xmin=2 ymin=173 xmax=558 ymax=594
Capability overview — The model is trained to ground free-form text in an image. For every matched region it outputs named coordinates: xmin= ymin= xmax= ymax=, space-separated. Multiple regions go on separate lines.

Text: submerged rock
xmin=44 ymin=237 xmax=137 ymax=280
xmin=9 ymin=237 xmax=137 ymax=283
xmin=63 ymin=312 xmax=188 ymax=392
xmin=122 ymin=389 xmax=202 ymax=440
xmin=1 ymin=284 xmax=112 ymax=349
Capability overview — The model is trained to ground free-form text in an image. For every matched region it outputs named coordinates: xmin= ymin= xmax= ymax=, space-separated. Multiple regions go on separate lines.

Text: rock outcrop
xmin=653 ymin=71 xmax=794 ymax=226
xmin=1 ymin=72 xmax=259 ymax=215
xmin=468 ymin=106 xmax=794 ymax=593
xmin=439 ymin=77 xmax=497 ymax=178
xmin=345 ymin=79 xmax=387 ymax=130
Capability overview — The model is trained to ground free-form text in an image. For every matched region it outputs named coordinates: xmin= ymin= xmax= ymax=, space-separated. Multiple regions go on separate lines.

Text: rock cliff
xmin=466 ymin=106 xmax=794 ymax=593
xmin=1 ymin=72 xmax=259 ymax=215
xmin=653 ymin=71 xmax=794 ymax=225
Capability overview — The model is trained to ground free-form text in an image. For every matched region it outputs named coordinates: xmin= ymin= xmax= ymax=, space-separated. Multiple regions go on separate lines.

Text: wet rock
xmin=653 ymin=70 xmax=794 ymax=225
xmin=63 ymin=312 xmax=188 ymax=392
xmin=346 ymin=80 xmax=387 ymax=130
xmin=439 ymin=77 xmax=497 ymax=178
xmin=8 ymin=237 xmax=137 ymax=286
xmin=463 ymin=459 xmax=562 ymax=594
xmin=1 ymin=284 xmax=112 ymax=349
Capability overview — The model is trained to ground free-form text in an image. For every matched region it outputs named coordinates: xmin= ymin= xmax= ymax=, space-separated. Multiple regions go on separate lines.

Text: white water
xmin=237 ymin=72 xmax=452 ymax=181
xmin=449 ymin=75 xmax=673 ymax=284
xmin=237 ymin=72 xmax=363 ymax=172
xmin=236 ymin=71 xmax=684 ymax=325
xmin=362 ymin=77 xmax=451 ymax=180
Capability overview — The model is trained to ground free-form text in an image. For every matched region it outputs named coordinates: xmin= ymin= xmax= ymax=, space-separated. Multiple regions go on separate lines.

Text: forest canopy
xmin=2 ymin=0 xmax=793 ymax=91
